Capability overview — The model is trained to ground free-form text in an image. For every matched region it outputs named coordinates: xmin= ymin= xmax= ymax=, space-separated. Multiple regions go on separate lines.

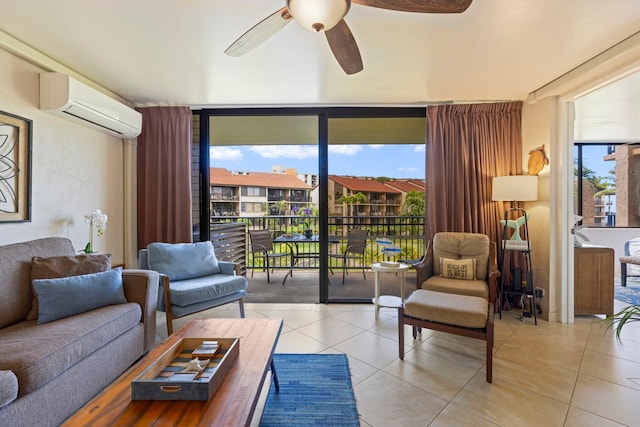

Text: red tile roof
xmin=384 ymin=179 xmax=425 ymax=192
xmin=329 ymin=176 xmax=401 ymax=194
xmin=210 ymin=168 xmax=311 ymax=189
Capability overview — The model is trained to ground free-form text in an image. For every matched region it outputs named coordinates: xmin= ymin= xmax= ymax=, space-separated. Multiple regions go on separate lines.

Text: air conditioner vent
xmin=40 ymin=73 xmax=142 ymax=139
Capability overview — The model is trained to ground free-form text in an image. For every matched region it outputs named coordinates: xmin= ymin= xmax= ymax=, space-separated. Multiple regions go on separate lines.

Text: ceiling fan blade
xmin=352 ymin=0 xmax=472 ymax=13
xmin=224 ymin=7 xmax=293 ymax=57
xmin=325 ymin=20 xmax=363 ymax=75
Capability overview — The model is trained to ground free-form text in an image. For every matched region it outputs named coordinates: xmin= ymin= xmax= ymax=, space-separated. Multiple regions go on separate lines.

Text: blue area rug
xmin=260 ymin=354 xmax=359 ymax=427
xmin=614 ymin=275 xmax=640 ymax=306
xmin=615 ymin=284 xmax=640 ymax=306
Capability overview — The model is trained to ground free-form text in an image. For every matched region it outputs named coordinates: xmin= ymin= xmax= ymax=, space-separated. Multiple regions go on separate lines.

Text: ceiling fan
xmin=224 ymin=0 xmax=472 ymax=75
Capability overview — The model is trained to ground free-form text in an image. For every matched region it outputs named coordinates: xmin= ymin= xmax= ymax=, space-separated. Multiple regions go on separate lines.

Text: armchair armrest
xmin=413 ymin=240 xmax=434 ymax=290
xmin=487 ymin=242 xmax=501 ymax=304
xmin=122 ymin=269 xmax=159 ymax=352
xmin=249 ymin=243 xmax=268 ymax=253
xmin=0 ymin=370 xmax=18 ymax=409
xmin=218 ymin=260 xmax=240 ymax=275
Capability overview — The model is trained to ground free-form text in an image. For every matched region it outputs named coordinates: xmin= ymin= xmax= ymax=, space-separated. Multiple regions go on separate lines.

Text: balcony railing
xmin=210 ymin=215 xmax=425 ymax=271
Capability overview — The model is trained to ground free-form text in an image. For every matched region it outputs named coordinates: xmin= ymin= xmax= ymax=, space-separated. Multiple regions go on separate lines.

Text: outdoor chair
xmin=620 ymin=237 xmax=640 ymax=287
xmin=248 ymin=229 xmax=290 ymax=284
xmin=329 ymin=229 xmax=369 ymax=284
xmin=398 ymin=232 xmax=500 ymax=383
xmin=139 ymin=241 xmax=247 ymax=335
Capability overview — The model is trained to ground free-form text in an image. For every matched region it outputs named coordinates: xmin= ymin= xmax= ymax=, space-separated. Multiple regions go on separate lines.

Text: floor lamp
xmin=491 ymin=175 xmax=538 ymax=241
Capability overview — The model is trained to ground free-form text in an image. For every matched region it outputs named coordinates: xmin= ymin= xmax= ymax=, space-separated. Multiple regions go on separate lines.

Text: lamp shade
xmin=492 ymin=175 xmax=538 ymax=202
xmin=287 ymin=0 xmax=350 ymax=32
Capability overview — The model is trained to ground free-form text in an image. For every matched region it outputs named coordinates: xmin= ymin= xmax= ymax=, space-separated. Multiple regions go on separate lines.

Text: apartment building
xmin=578 ymin=144 xmax=639 ymax=227
xmin=328 ymin=175 xmax=425 ymax=217
xmin=211 ymin=167 xmax=426 ymax=219
xmin=210 ymin=167 xmax=312 ymax=217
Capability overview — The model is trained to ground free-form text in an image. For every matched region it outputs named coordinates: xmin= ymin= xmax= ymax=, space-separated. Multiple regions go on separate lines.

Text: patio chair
xmin=620 ymin=237 xmax=640 ymax=287
xmin=329 ymin=229 xmax=369 ymax=284
xmin=139 ymin=241 xmax=247 ymax=335
xmin=248 ymin=229 xmax=290 ymax=284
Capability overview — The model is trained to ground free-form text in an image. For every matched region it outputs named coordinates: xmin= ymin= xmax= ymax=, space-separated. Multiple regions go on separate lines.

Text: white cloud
xmin=210 ymin=147 xmax=243 ymax=161
xmin=328 ymin=145 xmax=363 ymax=155
xmin=399 ymin=167 xmax=418 ymax=172
xmin=414 ymin=145 xmax=425 ymax=152
xmin=250 ymin=145 xmax=318 ymax=159
xmin=368 ymin=145 xmax=384 ymax=149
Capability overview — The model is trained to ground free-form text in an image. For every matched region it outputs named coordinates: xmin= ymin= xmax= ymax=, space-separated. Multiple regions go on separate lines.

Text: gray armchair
xmin=139 ymin=241 xmax=247 ymax=335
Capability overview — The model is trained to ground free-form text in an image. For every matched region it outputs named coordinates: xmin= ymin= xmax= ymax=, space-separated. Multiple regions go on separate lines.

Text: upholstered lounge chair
xmin=398 ymin=232 xmax=500 ymax=383
xmin=139 ymin=241 xmax=247 ymax=335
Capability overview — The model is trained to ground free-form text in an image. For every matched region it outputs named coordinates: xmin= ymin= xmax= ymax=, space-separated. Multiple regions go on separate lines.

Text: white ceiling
xmin=1 ymin=0 xmax=639 ymax=110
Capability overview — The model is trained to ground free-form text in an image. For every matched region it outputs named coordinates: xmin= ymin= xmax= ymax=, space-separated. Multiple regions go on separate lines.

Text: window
xmin=242 ymin=187 xmax=265 ymax=197
xmin=241 ymin=202 xmax=262 ymax=213
xmin=211 ymin=186 xmax=235 ymax=200
xmin=574 ymin=143 xmax=639 ymax=227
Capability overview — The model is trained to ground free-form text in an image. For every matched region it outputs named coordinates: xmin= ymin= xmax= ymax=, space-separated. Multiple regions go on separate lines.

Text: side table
xmin=371 ymin=262 xmax=411 ymax=319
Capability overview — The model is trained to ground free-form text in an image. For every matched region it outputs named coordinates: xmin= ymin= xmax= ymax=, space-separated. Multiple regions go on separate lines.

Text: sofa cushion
xmin=0 ymin=303 xmax=141 ymax=397
xmin=33 ymin=268 xmax=127 ymax=324
xmin=0 ymin=237 xmax=75 ymax=329
xmin=422 ymin=275 xmax=489 ymax=300
xmin=439 ymin=257 xmax=476 ymax=280
xmin=0 ymin=370 xmax=18 ymax=409
xmin=148 ymin=242 xmax=220 ymax=281
xmin=163 ymin=274 xmax=248 ymax=309
xmin=404 ymin=289 xmax=488 ymax=329
xmin=28 ymin=253 xmax=112 ymax=320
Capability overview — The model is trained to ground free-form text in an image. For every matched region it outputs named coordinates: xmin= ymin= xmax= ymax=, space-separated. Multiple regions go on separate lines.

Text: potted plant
xmin=83 ymin=209 xmax=108 ymax=254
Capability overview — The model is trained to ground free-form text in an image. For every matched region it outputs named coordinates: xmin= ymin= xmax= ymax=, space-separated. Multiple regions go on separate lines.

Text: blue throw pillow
xmin=147 ymin=241 xmax=220 ymax=281
xmin=33 ymin=268 xmax=127 ymax=324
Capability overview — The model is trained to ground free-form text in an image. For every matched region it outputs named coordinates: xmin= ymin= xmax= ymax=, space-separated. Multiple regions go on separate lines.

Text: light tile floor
xmin=155 ymin=299 xmax=640 ymax=427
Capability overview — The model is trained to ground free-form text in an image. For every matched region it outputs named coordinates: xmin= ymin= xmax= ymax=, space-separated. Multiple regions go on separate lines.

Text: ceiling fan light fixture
xmin=286 ymin=0 xmax=350 ymax=32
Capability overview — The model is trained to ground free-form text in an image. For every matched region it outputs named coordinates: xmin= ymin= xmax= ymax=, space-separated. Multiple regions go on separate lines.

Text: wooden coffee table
xmin=62 ymin=318 xmax=283 ymax=427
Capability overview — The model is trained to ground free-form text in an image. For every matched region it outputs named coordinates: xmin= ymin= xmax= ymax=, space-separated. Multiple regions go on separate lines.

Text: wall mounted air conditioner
xmin=40 ymin=72 xmax=142 ymax=139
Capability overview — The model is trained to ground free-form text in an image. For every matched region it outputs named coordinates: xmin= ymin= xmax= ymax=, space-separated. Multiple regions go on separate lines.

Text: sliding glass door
xmin=196 ymin=108 xmax=426 ymax=304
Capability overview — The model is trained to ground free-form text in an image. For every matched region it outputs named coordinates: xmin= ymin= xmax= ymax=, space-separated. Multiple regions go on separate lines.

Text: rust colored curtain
xmin=137 ymin=106 xmax=193 ymax=249
xmin=425 ymin=102 xmax=523 ymax=245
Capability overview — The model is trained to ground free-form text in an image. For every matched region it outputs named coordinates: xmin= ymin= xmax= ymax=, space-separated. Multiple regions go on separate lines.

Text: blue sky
xmin=577 ymin=145 xmax=616 ymax=179
xmin=210 ymin=144 xmax=613 ymax=181
xmin=210 ymin=144 xmax=426 ymax=179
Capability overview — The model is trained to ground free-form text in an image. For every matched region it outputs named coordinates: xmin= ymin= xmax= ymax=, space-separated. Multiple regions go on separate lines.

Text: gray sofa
xmin=0 ymin=237 xmax=158 ymax=427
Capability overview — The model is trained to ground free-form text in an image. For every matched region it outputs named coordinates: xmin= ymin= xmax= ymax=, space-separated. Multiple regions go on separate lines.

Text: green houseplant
xmin=606 ymin=305 xmax=640 ymax=346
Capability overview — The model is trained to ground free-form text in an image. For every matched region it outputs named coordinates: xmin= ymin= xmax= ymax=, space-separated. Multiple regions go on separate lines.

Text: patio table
xmin=273 ymin=235 xmax=339 ymax=284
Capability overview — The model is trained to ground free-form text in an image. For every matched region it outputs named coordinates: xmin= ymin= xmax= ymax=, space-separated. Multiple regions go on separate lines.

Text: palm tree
xmin=274 ymin=200 xmax=289 ymax=215
xmin=337 ymin=192 xmax=367 ymax=217
xmin=401 ymin=190 xmax=425 ymax=216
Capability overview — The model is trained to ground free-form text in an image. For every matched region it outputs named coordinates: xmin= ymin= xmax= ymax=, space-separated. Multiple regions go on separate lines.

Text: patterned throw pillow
xmin=28 ymin=253 xmax=112 ymax=320
xmin=439 ymin=257 xmax=477 ymax=280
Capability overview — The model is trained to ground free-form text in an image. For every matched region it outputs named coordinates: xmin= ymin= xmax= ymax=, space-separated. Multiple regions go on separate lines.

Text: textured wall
xmin=0 ymin=48 xmax=125 ymax=262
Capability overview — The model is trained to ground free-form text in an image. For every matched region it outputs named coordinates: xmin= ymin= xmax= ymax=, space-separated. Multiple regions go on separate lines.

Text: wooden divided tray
xmin=131 ymin=337 xmax=239 ymax=401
